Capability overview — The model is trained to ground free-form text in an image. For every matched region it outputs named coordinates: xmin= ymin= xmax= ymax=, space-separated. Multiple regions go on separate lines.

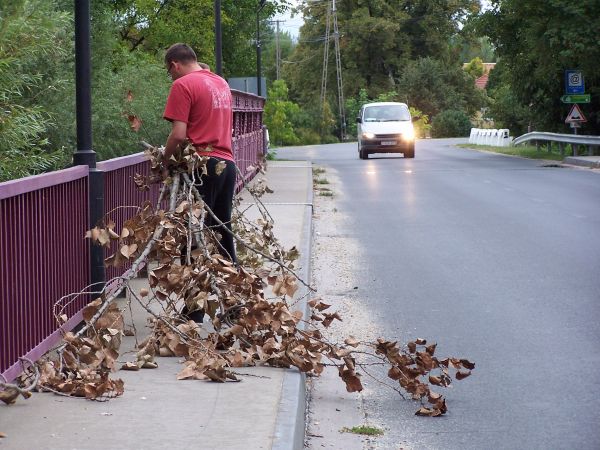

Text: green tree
xmin=431 ymin=109 xmax=472 ymax=137
xmin=485 ymin=61 xmax=530 ymax=134
xmin=0 ymin=0 xmax=71 ymax=181
xmin=263 ymin=80 xmax=300 ymax=146
xmin=479 ymin=0 xmax=600 ymax=133
xmin=464 ymin=57 xmax=485 ymax=78
xmin=396 ymin=57 xmax=485 ymax=119
xmin=284 ymin=0 xmax=480 ymax=140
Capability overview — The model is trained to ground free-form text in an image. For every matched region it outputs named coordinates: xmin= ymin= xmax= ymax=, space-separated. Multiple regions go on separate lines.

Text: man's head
xmin=165 ymin=43 xmax=200 ymax=80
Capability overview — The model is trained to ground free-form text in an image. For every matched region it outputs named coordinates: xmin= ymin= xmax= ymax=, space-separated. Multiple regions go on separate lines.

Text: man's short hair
xmin=165 ymin=43 xmax=197 ymax=65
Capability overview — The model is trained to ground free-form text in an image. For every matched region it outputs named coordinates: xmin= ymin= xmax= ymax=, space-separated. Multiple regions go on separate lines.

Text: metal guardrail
xmin=513 ymin=132 xmax=600 ymax=156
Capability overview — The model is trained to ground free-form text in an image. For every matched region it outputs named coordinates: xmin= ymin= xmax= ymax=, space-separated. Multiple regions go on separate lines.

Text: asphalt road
xmin=276 ymin=139 xmax=600 ymax=450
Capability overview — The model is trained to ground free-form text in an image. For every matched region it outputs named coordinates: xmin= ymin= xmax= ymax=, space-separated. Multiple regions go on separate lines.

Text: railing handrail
xmin=0 ymin=165 xmax=89 ymax=200
xmin=96 ymin=152 xmax=149 ymax=172
xmin=513 ymin=132 xmax=600 ymax=147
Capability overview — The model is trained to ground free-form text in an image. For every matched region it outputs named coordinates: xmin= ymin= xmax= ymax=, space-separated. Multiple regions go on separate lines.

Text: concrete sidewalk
xmin=563 ymin=155 xmax=600 ymax=169
xmin=0 ymin=161 xmax=313 ymax=450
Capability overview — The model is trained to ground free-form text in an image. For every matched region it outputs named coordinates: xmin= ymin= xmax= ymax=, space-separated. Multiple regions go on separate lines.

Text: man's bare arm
xmin=164 ymin=120 xmax=187 ymax=160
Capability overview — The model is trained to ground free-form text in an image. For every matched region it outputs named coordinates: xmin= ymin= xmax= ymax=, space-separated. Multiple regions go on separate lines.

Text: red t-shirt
xmin=163 ymin=70 xmax=234 ymax=162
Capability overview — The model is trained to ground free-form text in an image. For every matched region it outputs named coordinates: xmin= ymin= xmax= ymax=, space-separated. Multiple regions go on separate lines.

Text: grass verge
xmin=341 ymin=425 xmax=384 ymax=436
xmin=457 ymin=144 xmax=565 ymax=161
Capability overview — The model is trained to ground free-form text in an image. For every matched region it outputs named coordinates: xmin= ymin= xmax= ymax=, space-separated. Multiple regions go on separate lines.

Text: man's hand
xmin=164 ymin=120 xmax=187 ymax=160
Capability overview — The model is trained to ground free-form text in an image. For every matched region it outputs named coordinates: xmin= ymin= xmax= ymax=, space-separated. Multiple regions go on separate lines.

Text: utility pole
xmin=268 ymin=19 xmax=285 ymax=80
xmin=320 ymin=3 xmax=331 ymax=108
xmin=320 ymin=1 xmax=345 ymax=140
xmin=274 ymin=19 xmax=283 ymax=80
xmin=332 ymin=0 xmax=346 ymax=140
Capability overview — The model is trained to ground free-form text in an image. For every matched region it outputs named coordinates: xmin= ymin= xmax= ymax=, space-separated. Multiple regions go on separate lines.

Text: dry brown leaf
xmin=120 ymin=243 xmax=138 ymax=259
xmin=82 ymin=298 xmax=102 ymax=323
xmin=460 ymin=359 xmax=475 ymax=370
xmin=121 ymin=362 xmax=141 ymax=371
xmin=429 ymin=375 xmax=443 ymax=386
xmin=127 ymin=114 xmax=142 ymax=132
xmin=339 ymin=368 xmax=363 ymax=393
xmin=0 ymin=388 xmax=19 ymax=405
xmin=455 ymin=370 xmax=471 ymax=380
xmin=314 ymin=302 xmax=331 ymax=312
xmin=344 ymin=336 xmax=360 ymax=347
xmin=215 ymin=160 xmax=227 ymax=176
xmin=415 ymin=407 xmax=442 ymax=417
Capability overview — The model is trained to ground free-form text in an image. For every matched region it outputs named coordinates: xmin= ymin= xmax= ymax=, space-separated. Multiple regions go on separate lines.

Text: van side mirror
xmin=356 ymin=117 xmax=362 ymax=123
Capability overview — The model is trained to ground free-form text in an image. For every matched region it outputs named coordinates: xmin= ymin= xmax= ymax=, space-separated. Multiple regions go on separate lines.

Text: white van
xmin=356 ymin=102 xmax=415 ymax=159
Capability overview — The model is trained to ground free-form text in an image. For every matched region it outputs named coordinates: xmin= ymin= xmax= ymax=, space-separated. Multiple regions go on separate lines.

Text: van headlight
xmin=402 ymin=129 xmax=415 ymax=141
xmin=362 ymin=132 xmax=375 ymax=139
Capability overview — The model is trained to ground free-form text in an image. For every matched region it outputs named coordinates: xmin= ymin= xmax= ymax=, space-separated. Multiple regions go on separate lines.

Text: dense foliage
xmin=431 ymin=110 xmax=473 ymax=138
xmin=281 ymin=0 xmax=484 ymax=140
xmin=0 ymin=0 xmax=286 ymax=181
xmin=3 ymin=0 xmax=597 ymax=181
xmin=478 ymin=0 xmax=600 ymax=135
xmin=0 ymin=0 xmax=71 ymax=180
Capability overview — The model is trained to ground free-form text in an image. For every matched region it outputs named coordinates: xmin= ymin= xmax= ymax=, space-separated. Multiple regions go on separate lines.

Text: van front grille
xmin=375 ymin=133 xmax=400 ymax=139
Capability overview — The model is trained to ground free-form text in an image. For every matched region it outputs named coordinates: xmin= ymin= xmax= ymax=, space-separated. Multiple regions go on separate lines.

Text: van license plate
xmin=381 ymin=140 xmax=396 ymax=146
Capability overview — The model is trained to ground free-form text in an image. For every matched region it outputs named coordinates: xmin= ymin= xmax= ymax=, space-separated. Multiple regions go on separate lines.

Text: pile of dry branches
xmin=1 ymin=144 xmax=474 ymax=417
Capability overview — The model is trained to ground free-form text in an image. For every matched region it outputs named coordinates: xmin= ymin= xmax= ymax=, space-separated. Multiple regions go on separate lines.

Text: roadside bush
xmin=431 ymin=110 xmax=472 ymax=138
xmin=295 ymin=128 xmax=321 ymax=145
xmin=409 ymin=107 xmax=431 ymax=138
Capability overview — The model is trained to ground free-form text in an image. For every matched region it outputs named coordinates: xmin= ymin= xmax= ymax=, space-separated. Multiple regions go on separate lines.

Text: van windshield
xmin=363 ymin=105 xmax=410 ymax=122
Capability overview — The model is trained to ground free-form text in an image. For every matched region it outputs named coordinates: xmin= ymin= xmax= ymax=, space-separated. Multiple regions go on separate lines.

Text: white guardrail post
xmin=469 ymin=128 xmax=513 ymax=147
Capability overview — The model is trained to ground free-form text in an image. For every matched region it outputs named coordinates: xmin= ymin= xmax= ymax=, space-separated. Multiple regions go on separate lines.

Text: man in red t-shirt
xmin=163 ymin=43 xmax=237 ymax=321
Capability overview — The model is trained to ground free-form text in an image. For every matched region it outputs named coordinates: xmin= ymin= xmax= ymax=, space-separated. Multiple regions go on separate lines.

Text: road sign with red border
xmin=565 ymin=104 xmax=587 ymax=123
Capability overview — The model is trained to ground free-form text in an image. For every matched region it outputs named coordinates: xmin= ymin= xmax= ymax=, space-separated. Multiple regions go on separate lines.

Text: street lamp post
xmin=256 ymin=0 xmax=266 ymax=96
xmin=214 ymin=0 xmax=222 ymax=76
xmin=74 ymin=0 xmax=105 ymax=293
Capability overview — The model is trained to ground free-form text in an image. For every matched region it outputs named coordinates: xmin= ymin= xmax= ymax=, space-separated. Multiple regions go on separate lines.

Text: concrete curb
xmin=272 ymin=162 xmax=314 ymax=450
xmin=563 ymin=156 xmax=600 ymax=169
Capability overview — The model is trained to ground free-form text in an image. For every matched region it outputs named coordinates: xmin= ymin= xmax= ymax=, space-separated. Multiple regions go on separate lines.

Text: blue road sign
xmin=565 ymin=70 xmax=584 ymax=94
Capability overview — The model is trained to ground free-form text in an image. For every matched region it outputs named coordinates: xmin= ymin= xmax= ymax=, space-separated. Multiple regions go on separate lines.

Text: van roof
xmin=362 ymin=102 xmax=408 ymax=107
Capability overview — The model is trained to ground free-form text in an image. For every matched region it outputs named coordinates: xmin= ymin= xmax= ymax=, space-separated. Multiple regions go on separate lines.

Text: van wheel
xmin=358 ymin=143 xmax=367 ymax=159
xmin=404 ymin=145 xmax=415 ymax=158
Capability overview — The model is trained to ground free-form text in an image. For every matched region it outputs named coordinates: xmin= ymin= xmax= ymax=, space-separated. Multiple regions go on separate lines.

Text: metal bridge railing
xmin=0 ymin=90 xmax=265 ymax=382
